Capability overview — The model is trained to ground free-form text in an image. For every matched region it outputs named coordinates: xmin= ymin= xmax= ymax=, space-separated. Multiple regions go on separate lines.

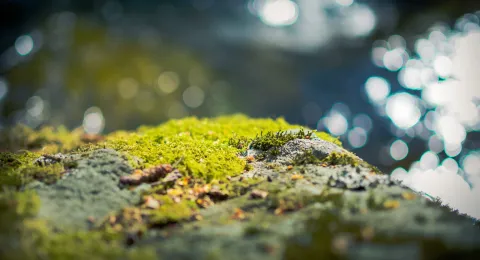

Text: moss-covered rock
xmin=0 ymin=115 xmax=479 ymax=259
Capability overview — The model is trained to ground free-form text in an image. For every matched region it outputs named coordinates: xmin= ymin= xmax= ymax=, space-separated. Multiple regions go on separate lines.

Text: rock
xmin=29 ymin=149 xmax=144 ymax=229
xmin=272 ymin=138 xmax=346 ymax=165
xmin=3 ymin=117 xmax=480 ymax=259
xmin=250 ymin=189 xmax=268 ymax=199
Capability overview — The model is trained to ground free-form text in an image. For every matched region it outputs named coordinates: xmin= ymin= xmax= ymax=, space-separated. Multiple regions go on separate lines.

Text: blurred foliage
xmin=4 ymin=17 xmax=230 ymax=131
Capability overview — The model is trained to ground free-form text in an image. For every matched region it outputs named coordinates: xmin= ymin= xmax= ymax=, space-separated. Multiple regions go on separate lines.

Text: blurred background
xmin=1 ymin=0 xmax=479 ymax=217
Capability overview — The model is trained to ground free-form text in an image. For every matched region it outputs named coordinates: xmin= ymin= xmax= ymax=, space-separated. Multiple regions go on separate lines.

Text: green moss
xmin=250 ymin=129 xmax=314 ymax=153
xmin=290 ymin=150 xmax=382 ymax=173
xmin=315 ymin=132 xmax=342 ymax=147
xmin=266 ymin=185 xmax=344 ymax=214
xmin=0 ymin=151 xmax=66 ymax=188
xmin=147 ymin=195 xmax=198 ymax=226
xmin=291 ymin=150 xmax=323 ymax=165
xmin=79 ymin=115 xmax=302 ymax=181
xmin=290 ymin=151 xmax=357 ymax=167
xmin=322 ymin=152 xmax=382 ymax=174
xmin=3 ymin=115 xmax=343 ymax=183
xmin=322 ymin=152 xmax=360 ymax=167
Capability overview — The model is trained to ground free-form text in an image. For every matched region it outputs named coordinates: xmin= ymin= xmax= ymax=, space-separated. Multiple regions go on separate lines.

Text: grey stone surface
xmin=136 ymin=138 xmax=480 ymax=259
xmin=27 ymin=149 xmax=143 ymax=229
xmin=274 ymin=138 xmax=346 ymax=165
xmin=22 ymin=137 xmax=480 ymax=259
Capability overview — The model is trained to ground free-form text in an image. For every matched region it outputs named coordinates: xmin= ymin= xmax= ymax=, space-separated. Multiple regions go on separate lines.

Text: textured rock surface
xmin=1 ymin=120 xmax=479 ymax=259
xmin=132 ymin=139 xmax=480 ymax=259
xmin=25 ymin=149 xmax=145 ymax=229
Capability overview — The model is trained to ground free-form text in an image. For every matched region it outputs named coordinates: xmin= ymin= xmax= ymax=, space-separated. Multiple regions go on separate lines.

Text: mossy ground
xmin=76 ymin=114 xmax=312 ymax=181
xmin=0 ymin=189 xmax=156 ymax=260
xmin=1 ymin=114 xmax=477 ymax=260
xmin=0 ymin=114 xmax=339 ymax=259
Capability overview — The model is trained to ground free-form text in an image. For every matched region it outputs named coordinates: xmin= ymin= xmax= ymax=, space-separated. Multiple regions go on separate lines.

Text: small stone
xmin=208 ymin=185 xmax=229 ymax=200
xmin=144 ymin=196 xmax=160 ymax=209
xmin=162 ymin=170 xmax=183 ymax=184
xmin=250 ymin=189 xmax=268 ymax=199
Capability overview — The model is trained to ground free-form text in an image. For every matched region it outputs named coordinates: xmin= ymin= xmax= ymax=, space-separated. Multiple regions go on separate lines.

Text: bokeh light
xmin=258 ymin=0 xmax=299 ymax=27
xmin=347 ymin=127 xmax=367 ymax=149
xmin=462 ymin=152 xmax=480 ymax=177
xmin=323 ymin=111 xmax=348 ymax=136
xmin=83 ymin=107 xmax=105 ymax=134
xmin=433 ymin=56 xmax=453 ymax=78
xmin=385 ymin=93 xmax=421 ymax=129
xmin=118 ymin=78 xmax=139 ymax=99
xmin=419 ymin=151 xmax=439 ymax=170
xmin=342 ymin=4 xmax=376 ymax=37
xmin=335 ymin=0 xmax=354 ymax=7
xmin=352 ymin=114 xmax=373 ymax=133
xmin=183 ymin=86 xmax=205 ymax=109
xmin=158 ymin=72 xmax=180 ymax=94
xmin=364 ymin=76 xmax=390 ymax=104
xmin=390 ymin=139 xmax=409 ymax=161
xmin=376 ymin=11 xmax=480 ymax=218
xmin=15 ymin=35 xmax=34 ymax=56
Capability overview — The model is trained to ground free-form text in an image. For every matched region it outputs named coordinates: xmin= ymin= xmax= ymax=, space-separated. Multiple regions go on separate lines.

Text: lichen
xmin=0 ymin=189 xmax=156 ymax=260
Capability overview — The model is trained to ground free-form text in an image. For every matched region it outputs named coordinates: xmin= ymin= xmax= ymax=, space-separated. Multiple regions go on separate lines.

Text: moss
xmin=285 ymin=207 xmax=480 ymax=260
xmin=77 ymin=115 xmax=303 ymax=181
xmin=250 ymin=129 xmax=314 ymax=154
xmin=291 ymin=150 xmax=383 ymax=173
xmin=0 ymin=151 xmax=66 ymax=187
xmin=266 ymin=185 xmax=344 ymax=215
xmin=0 ymin=125 xmax=84 ymax=153
xmin=323 ymin=152 xmax=382 ymax=174
xmin=366 ymin=190 xmax=398 ymax=210
xmin=291 ymin=150 xmax=323 ymax=165
xmin=145 ymin=195 xmax=198 ymax=226
xmin=315 ymin=132 xmax=342 ymax=147
xmin=0 ymin=189 xmax=156 ymax=260
xmin=322 ymin=152 xmax=360 ymax=167
xmin=104 ymin=177 xmax=263 ymax=235
xmin=3 ymin=115 xmax=342 ymax=183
